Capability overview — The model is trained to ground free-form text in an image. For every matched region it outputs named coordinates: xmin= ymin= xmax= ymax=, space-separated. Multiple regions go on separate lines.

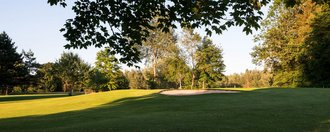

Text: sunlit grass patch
xmin=0 ymin=90 xmax=160 ymax=119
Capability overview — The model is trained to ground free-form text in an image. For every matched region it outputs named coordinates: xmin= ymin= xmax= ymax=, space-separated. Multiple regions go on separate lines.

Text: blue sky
xmin=0 ymin=0 xmax=266 ymax=75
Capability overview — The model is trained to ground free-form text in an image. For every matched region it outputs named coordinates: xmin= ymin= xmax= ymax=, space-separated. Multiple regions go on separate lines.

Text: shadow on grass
xmin=0 ymin=88 xmax=330 ymax=131
xmin=0 ymin=94 xmax=69 ymax=102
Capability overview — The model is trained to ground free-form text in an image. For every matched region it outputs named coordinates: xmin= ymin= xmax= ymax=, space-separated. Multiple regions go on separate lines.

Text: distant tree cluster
xmin=222 ymin=69 xmax=272 ymax=88
xmin=36 ymin=50 xmax=130 ymax=95
xmin=0 ymin=31 xmax=129 ymax=95
xmin=125 ymin=28 xmax=226 ymax=89
xmin=0 ymin=28 xmax=225 ymax=95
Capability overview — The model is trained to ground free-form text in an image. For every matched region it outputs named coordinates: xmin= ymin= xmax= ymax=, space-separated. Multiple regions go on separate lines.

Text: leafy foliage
xmin=0 ymin=32 xmax=28 ymax=95
xmin=20 ymin=50 xmax=40 ymax=92
xmin=22 ymin=50 xmax=39 ymax=76
xmin=85 ymin=68 xmax=109 ymax=92
xmin=225 ymin=69 xmax=272 ymax=88
xmin=302 ymin=7 xmax=330 ymax=87
xmin=48 ymin=0 xmax=270 ymax=65
xmin=95 ymin=49 xmax=122 ymax=90
xmin=56 ymin=52 xmax=90 ymax=94
xmin=195 ymin=37 xmax=225 ymax=88
xmin=160 ymin=53 xmax=190 ymax=89
xmin=180 ymin=29 xmax=202 ymax=89
xmin=124 ymin=70 xmax=149 ymax=89
xmin=141 ymin=25 xmax=176 ymax=84
xmin=251 ymin=0 xmax=323 ymax=87
xmin=37 ymin=63 xmax=62 ymax=92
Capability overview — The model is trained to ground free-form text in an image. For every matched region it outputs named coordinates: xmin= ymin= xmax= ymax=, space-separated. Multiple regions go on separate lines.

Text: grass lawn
xmin=0 ymin=88 xmax=329 ymax=131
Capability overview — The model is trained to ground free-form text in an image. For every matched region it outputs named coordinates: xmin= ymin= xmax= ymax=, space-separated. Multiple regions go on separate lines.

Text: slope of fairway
xmin=0 ymin=90 xmax=161 ymax=119
xmin=0 ymin=88 xmax=330 ymax=131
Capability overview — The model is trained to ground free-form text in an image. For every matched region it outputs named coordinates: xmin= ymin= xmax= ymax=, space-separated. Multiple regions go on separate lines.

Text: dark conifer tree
xmin=0 ymin=32 xmax=27 ymax=95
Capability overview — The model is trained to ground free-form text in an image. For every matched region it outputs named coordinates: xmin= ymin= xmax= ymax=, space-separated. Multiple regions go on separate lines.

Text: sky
xmin=0 ymin=0 xmax=267 ymax=75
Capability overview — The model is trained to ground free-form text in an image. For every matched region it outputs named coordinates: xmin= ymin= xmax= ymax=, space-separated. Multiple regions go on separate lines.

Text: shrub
xmin=12 ymin=86 xmax=22 ymax=94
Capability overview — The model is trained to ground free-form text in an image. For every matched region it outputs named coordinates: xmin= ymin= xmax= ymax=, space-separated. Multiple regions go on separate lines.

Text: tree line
xmin=0 ymin=28 xmax=226 ymax=95
xmin=222 ymin=69 xmax=272 ymax=88
xmin=223 ymin=0 xmax=330 ymax=88
xmin=2 ymin=0 xmax=327 ymax=95
xmin=251 ymin=0 xmax=330 ymax=88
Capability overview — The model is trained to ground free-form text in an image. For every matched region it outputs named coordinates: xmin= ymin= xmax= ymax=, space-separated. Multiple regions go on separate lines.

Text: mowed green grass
xmin=0 ymin=88 xmax=330 ymax=131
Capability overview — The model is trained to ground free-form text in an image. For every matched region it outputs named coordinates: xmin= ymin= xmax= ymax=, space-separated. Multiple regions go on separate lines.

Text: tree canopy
xmin=95 ymin=49 xmax=122 ymax=90
xmin=56 ymin=52 xmax=90 ymax=94
xmin=0 ymin=32 xmax=28 ymax=94
xmin=48 ymin=0 xmax=270 ymax=65
xmin=196 ymin=37 xmax=225 ymax=89
xmin=302 ymin=7 xmax=330 ymax=87
xmin=38 ymin=62 xmax=62 ymax=92
xmin=251 ymin=0 xmax=329 ymax=87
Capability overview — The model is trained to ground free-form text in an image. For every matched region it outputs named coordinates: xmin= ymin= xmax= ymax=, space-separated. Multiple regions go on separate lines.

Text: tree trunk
xmin=179 ymin=79 xmax=182 ymax=89
xmin=63 ymin=81 xmax=68 ymax=92
xmin=202 ymin=81 xmax=205 ymax=89
xmin=178 ymin=74 xmax=182 ymax=89
xmin=191 ymin=73 xmax=195 ymax=89
xmin=69 ymin=88 xmax=74 ymax=96
xmin=153 ymin=60 xmax=157 ymax=81
xmin=1 ymin=87 xmax=4 ymax=95
xmin=191 ymin=52 xmax=195 ymax=89
xmin=5 ymin=87 xmax=8 ymax=95
xmin=153 ymin=52 xmax=157 ymax=82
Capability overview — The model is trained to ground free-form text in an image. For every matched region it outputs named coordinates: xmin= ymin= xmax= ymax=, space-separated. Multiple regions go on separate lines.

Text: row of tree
xmin=136 ymin=28 xmax=225 ymax=89
xmin=0 ymin=27 xmax=226 ymax=95
xmin=38 ymin=50 xmax=129 ymax=95
xmin=0 ymin=31 xmax=128 ymax=95
xmin=223 ymin=69 xmax=272 ymax=88
xmin=251 ymin=0 xmax=330 ymax=87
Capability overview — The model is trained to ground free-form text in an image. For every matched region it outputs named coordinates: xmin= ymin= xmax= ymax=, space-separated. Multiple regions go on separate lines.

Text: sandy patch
xmin=159 ymin=89 xmax=239 ymax=96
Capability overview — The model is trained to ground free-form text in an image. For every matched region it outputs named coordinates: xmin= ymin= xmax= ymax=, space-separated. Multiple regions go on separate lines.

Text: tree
xmin=180 ymin=29 xmax=201 ymax=89
xmin=22 ymin=49 xmax=39 ymax=76
xmin=226 ymin=73 xmax=243 ymax=88
xmin=125 ymin=70 xmax=148 ymax=89
xmin=251 ymin=0 xmax=323 ymax=87
xmin=95 ymin=49 xmax=122 ymax=90
xmin=141 ymin=25 xmax=176 ymax=84
xmin=302 ymin=7 xmax=330 ymax=87
xmin=48 ymin=0 xmax=270 ymax=65
xmin=57 ymin=52 xmax=90 ymax=95
xmin=75 ymin=58 xmax=92 ymax=91
xmin=85 ymin=68 xmax=108 ymax=92
xmin=225 ymin=69 xmax=272 ymax=88
xmin=157 ymin=40 xmax=191 ymax=89
xmin=160 ymin=54 xmax=190 ymax=89
xmin=21 ymin=49 xmax=40 ymax=92
xmin=0 ymin=32 xmax=27 ymax=95
xmin=38 ymin=62 xmax=62 ymax=92
xmin=195 ymin=37 xmax=225 ymax=89
xmin=116 ymin=71 xmax=130 ymax=89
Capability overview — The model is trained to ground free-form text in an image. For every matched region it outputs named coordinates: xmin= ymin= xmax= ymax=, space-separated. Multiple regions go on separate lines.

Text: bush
xmin=12 ymin=86 xmax=22 ymax=94
xmin=27 ymin=86 xmax=37 ymax=93
xmin=37 ymin=89 xmax=45 ymax=93
xmin=84 ymin=88 xmax=94 ymax=94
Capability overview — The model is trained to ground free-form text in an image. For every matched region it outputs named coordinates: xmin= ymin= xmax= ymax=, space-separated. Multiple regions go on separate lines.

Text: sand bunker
xmin=159 ymin=89 xmax=239 ymax=96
